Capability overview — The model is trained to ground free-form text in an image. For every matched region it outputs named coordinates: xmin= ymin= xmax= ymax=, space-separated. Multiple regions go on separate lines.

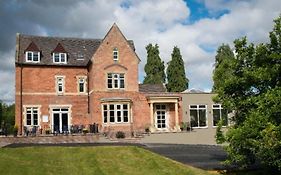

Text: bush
xmin=13 ymin=125 xmax=18 ymax=137
xmin=116 ymin=131 xmax=125 ymax=139
xmin=82 ymin=128 xmax=88 ymax=134
xmin=215 ymin=120 xmax=225 ymax=144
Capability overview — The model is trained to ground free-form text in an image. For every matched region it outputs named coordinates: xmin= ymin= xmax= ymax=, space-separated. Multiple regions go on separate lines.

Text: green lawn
xmin=0 ymin=146 xmax=211 ymax=175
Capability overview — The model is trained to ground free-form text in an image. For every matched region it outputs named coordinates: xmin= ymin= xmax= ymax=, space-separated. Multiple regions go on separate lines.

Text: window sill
xmin=192 ymin=126 xmax=209 ymax=129
xmin=102 ymin=123 xmax=131 ymax=126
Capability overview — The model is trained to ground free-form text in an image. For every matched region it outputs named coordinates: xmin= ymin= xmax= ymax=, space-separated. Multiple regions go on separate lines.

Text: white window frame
xmin=23 ymin=106 xmax=41 ymax=126
xmin=189 ymin=104 xmax=208 ymax=128
xmin=212 ymin=104 xmax=228 ymax=127
xmin=107 ymin=73 xmax=125 ymax=89
xmin=25 ymin=51 xmax=40 ymax=63
xmin=113 ymin=48 xmax=118 ymax=61
xmin=77 ymin=76 xmax=87 ymax=94
xmin=53 ymin=53 xmax=67 ymax=64
xmin=55 ymin=76 xmax=65 ymax=95
xmin=102 ymin=103 xmax=130 ymax=124
xmin=155 ymin=104 xmax=167 ymax=129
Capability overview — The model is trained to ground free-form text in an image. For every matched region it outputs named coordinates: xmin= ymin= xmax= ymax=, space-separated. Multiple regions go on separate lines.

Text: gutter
xmin=16 ymin=33 xmax=23 ymax=135
xmin=87 ymin=66 xmax=90 ymax=114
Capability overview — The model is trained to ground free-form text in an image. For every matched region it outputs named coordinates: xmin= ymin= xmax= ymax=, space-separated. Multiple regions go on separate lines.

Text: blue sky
xmin=0 ymin=0 xmax=280 ymax=103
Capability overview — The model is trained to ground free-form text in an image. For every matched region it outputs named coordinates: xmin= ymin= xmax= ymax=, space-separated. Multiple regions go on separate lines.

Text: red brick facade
xmin=15 ymin=24 xmax=182 ymax=135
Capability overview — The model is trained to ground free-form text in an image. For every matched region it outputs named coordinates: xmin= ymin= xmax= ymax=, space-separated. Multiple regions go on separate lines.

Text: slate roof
xmin=16 ymin=34 xmax=136 ymax=67
xmin=139 ymin=84 xmax=166 ymax=93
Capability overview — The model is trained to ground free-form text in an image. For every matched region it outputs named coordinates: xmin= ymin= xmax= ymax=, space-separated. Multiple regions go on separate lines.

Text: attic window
xmin=25 ymin=42 xmax=40 ymax=63
xmin=26 ymin=51 xmax=40 ymax=63
xmin=53 ymin=53 xmax=67 ymax=64
xmin=113 ymin=48 xmax=118 ymax=61
xmin=52 ymin=43 xmax=67 ymax=64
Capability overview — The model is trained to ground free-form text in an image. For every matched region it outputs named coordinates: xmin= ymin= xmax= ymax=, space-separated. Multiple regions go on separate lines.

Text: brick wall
xmin=89 ymin=25 xmax=139 ymax=92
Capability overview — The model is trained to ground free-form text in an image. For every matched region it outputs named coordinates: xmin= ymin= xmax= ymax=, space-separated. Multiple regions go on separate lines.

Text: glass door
xmin=155 ymin=104 xmax=167 ymax=129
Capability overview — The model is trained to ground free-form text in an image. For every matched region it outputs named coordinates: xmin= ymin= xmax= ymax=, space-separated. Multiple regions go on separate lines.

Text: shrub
xmin=116 ymin=131 xmax=125 ymax=139
xmin=215 ymin=120 xmax=225 ymax=144
xmin=13 ymin=125 xmax=18 ymax=137
xmin=82 ymin=128 xmax=89 ymax=134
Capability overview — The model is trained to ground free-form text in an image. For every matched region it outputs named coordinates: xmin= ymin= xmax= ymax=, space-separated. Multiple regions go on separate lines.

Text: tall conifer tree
xmin=143 ymin=44 xmax=165 ymax=84
xmin=166 ymin=46 xmax=188 ymax=92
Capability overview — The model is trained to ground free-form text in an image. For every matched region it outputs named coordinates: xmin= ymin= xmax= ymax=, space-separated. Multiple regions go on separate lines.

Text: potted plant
xmin=145 ymin=127 xmax=150 ymax=133
xmin=180 ymin=122 xmax=187 ymax=131
xmin=116 ymin=131 xmax=125 ymax=139
xmin=82 ymin=128 xmax=89 ymax=135
xmin=45 ymin=128 xmax=51 ymax=135
xmin=13 ymin=125 xmax=18 ymax=137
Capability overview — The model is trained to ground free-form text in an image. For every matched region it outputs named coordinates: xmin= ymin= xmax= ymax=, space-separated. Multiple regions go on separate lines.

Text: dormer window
xmin=52 ymin=43 xmax=67 ymax=64
xmin=26 ymin=51 xmax=40 ymax=63
xmin=53 ymin=53 xmax=67 ymax=64
xmin=25 ymin=41 xmax=40 ymax=63
xmin=113 ymin=48 xmax=118 ymax=61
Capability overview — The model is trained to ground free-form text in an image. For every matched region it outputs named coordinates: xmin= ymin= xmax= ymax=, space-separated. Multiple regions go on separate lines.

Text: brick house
xmin=15 ymin=24 xmax=182 ymax=135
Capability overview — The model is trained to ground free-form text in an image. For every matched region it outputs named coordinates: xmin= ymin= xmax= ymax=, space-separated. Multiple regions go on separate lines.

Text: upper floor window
xmin=190 ymin=104 xmax=207 ymax=128
xmin=53 ymin=53 xmax=67 ymax=64
xmin=113 ymin=48 xmax=118 ymax=61
xmin=77 ymin=77 xmax=87 ymax=93
xmin=26 ymin=51 xmax=40 ymax=63
xmin=107 ymin=73 xmax=124 ymax=89
xmin=55 ymin=76 xmax=65 ymax=94
xmin=25 ymin=107 xmax=39 ymax=126
xmin=213 ymin=104 xmax=228 ymax=127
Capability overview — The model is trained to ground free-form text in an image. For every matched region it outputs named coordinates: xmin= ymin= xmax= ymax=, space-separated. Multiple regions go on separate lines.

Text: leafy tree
xmin=143 ymin=44 xmax=166 ymax=84
xmin=215 ymin=120 xmax=225 ymax=144
xmin=212 ymin=44 xmax=235 ymax=93
xmin=1 ymin=103 xmax=15 ymax=134
xmin=213 ymin=15 xmax=281 ymax=171
xmin=166 ymin=46 xmax=188 ymax=92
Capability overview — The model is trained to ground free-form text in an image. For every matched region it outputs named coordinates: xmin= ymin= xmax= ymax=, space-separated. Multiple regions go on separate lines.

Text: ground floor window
xmin=102 ymin=103 xmax=129 ymax=124
xmin=190 ymin=105 xmax=207 ymax=128
xmin=155 ymin=104 xmax=166 ymax=129
xmin=213 ymin=104 xmax=228 ymax=126
xmin=25 ymin=107 xmax=39 ymax=126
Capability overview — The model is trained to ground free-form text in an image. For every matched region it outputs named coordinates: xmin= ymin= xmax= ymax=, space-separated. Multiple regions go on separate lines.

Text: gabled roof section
xmin=102 ymin=23 xmax=141 ymax=63
xmin=52 ymin=43 xmax=67 ymax=53
xmin=16 ymin=34 xmax=102 ymax=67
xmin=139 ymin=84 xmax=166 ymax=93
xmin=25 ymin=41 xmax=40 ymax=52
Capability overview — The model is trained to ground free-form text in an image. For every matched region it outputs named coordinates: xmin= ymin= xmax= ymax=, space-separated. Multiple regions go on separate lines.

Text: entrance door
xmin=53 ymin=113 xmax=60 ymax=133
xmin=155 ymin=104 xmax=167 ymax=129
xmin=52 ymin=108 xmax=69 ymax=133
xmin=62 ymin=113 xmax=68 ymax=132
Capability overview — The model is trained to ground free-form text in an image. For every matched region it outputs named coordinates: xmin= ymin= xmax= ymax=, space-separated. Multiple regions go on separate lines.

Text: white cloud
xmin=0 ymin=0 xmax=281 ymax=103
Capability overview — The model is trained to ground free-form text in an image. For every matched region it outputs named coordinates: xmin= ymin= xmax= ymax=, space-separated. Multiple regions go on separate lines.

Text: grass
xmin=0 ymin=146 xmax=212 ymax=175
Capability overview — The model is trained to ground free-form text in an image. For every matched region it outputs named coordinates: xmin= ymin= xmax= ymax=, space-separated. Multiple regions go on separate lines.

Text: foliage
xmin=13 ymin=125 xmax=18 ymax=136
xmin=82 ymin=128 xmax=89 ymax=134
xmin=0 ymin=146 xmax=212 ymax=175
xmin=0 ymin=102 xmax=15 ymax=134
xmin=166 ymin=46 xmax=189 ymax=92
xmin=215 ymin=120 xmax=225 ymax=144
xmin=143 ymin=43 xmax=166 ymax=84
xmin=212 ymin=44 xmax=235 ymax=93
xmin=213 ymin=15 xmax=281 ymax=171
xmin=116 ymin=131 xmax=125 ymax=138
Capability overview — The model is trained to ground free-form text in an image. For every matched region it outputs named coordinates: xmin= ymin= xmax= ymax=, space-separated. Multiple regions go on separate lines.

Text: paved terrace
xmin=0 ymin=129 xmax=218 ymax=147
